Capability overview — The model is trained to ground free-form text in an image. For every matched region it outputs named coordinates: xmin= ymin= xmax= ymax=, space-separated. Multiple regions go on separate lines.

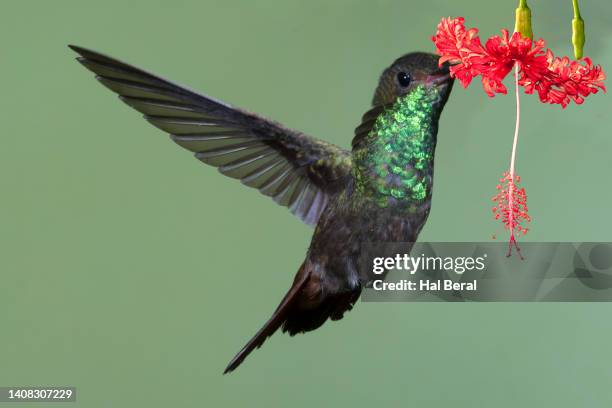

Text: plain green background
xmin=1 ymin=1 xmax=611 ymax=407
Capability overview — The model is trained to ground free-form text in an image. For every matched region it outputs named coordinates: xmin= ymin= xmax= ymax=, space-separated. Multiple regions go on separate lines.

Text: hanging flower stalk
xmin=431 ymin=0 xmax=605 ymax=257
xmin=572 ymin=0 xmax=585 ymax=59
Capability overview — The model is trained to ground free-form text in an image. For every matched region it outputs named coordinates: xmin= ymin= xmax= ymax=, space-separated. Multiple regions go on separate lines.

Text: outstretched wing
xmin=69 ymin=45 xmax=351 ymax=226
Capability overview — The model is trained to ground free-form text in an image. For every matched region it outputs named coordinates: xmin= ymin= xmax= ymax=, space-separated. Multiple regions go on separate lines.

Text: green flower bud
xmin=572 ymin=0 xmax=585 ymax=59
xmin=514 ymin=0 xmax=533 ymax=39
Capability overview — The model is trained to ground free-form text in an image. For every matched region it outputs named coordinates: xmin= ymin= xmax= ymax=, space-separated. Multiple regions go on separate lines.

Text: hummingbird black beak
xmin=426 ymin=73 xmax=452 ymax=86
xmin=426 ymin=62 xmax=452 ymax=86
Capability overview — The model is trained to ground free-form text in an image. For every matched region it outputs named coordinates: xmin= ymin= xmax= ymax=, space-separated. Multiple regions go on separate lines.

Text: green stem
xmin=572 ymin=0 xmax=581 ymax=19
xmin=572 ymin=0 xmax=585 ymax=59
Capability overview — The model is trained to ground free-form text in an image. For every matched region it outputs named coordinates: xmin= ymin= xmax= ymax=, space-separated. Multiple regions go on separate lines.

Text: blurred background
xmin=1 ymin=0 xmax=611 ymax=406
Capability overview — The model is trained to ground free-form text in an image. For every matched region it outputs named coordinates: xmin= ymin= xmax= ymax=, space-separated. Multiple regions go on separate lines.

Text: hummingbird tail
xmin=223 ymin=265 xmax=311 ymax=374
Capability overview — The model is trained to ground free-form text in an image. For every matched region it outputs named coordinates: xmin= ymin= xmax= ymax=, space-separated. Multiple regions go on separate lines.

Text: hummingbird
xmin=69 ymin=45 xmax=454 ymax=373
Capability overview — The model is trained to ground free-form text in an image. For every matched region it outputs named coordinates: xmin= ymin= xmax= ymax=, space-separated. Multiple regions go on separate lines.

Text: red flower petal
xmin=432 ymin=17 xmax=490 ymax=89
xmin=534 ymin=55 xmax=606 ymax=107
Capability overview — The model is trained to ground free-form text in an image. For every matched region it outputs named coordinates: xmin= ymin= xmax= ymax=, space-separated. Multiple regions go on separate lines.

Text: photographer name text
xmin=372 ymin=279 xmax=477 ymax=292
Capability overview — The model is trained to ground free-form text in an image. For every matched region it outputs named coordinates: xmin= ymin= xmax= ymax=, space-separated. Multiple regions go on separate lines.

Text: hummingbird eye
xmin=397 ymin=72 xmax=412 ymax=87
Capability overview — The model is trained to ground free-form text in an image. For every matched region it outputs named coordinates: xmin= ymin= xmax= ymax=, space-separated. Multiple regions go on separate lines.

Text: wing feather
xmin=70 ymin=45 xmax=352 ymax=225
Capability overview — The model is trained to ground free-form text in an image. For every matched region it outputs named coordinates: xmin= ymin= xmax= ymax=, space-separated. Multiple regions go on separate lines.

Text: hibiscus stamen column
xmin=492 ymin=60 xmax=529 ymax=258
xmin=507 ymin=62 xmax=523 ymax=257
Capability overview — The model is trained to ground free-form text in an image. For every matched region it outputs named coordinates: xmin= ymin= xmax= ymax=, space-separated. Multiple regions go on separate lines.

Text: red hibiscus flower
xmin=432 ymin=17 xmax=606 ymax=107
xmin=432 ymin=16 xmax=605 ymax=257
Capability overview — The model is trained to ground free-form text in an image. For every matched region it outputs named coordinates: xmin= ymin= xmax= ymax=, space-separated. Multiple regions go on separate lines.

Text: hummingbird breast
xmin=352 ymin=86 xmax=439 ymax=210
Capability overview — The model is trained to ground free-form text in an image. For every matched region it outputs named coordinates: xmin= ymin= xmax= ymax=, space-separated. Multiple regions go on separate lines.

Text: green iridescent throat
xmin=353 ymin=85 xmax=440 ymax=208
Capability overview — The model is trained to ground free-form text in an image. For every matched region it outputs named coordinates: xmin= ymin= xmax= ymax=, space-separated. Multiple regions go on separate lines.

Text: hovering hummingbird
xmin=69 ymin=45 xmax=454 ymax=373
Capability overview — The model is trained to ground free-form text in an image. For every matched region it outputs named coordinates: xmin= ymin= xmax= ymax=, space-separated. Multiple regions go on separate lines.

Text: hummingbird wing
xmin=69 ymin=45 xmax=351 ymax=226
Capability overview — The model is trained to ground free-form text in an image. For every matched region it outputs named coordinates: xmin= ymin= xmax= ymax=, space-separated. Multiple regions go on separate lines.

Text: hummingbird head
xmin=372 ymin=52 xmax=454 ymax=110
